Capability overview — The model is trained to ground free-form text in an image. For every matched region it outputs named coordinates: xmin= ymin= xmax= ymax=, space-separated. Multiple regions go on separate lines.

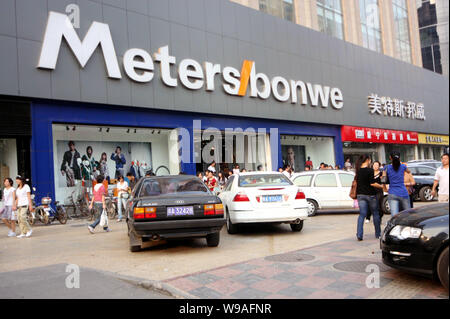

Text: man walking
xmin=431 ymin=153 xmax=449 ymax=202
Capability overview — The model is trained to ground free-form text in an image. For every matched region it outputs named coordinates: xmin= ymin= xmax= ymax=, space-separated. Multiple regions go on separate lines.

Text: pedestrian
xmin=206 ymin=170 xmax=217 ymax=192
xmin=382 ymin=151 xmax=411 ymax=216
xmin=319 ymin=163 xmax=326 ymax=170
xmin=111 ymin=146 xmax=126 ymax=179
xmin=241 ymin=168 xmax=247 ymax=173
xmin=88 ymin=175 xmax=111 ymax=234
xmin=305 ymin=156 xmax=313 ymax=169
xmin=218 ymin=172 xmax=227 ymax=190
xmin=355 ymin=155 xmax=383 ymax=241
xmin=335 ymin=164 xmax=340 ymax=170
xmin=197 ymin=171 xmax=203 ymax=180
xmin=233 ymin=165 xmax=240 ymax=175
xmin=257 ymin=164 xmax=264 ymax=171
xmin=431 ymin=153 xmax=449 ymax=202
xmin=208 ymin=161 xmax=217 ymax=173
xmin=366 ymin=161 xmax=383 ymax=224
xmin=278 ymin=167 xmax=283 ymax=173
xmin=13 ymin=176 xmax=34 ymax=238
xmin=126 ymin=172 xmax=136 ymax=191
xmin=1 ymin=178 xmax=17 ymax=237
xmin=404 ymin=167 xmax=416 ymax=208
xmin=116 ymin=175 xmax=129 ymax=222
xmin=344 ymin=158 xmax=352 ymax=171
xmin=304 ymin=165 xmax=311 ymax=171
xmin=282 ymin=165 xmax=291 ymax=178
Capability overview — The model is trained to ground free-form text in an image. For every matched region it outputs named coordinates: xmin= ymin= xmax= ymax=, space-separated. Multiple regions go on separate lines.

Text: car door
xmin=337 ymin=172 xmax=355 ymax=208
xmin=219 ymin=175 xmax=235 ymax=209
xmin=292 ymin=174 xmax=314 ymax=200
xmin=310 ymin=173 xmax=340 ymax=208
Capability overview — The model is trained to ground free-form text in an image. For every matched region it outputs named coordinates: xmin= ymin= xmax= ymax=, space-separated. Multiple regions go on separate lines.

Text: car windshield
xmin=238 ymin=174 xmax=293 ymax=187
xmin=139 ymin=177 xmax=209 ymax=197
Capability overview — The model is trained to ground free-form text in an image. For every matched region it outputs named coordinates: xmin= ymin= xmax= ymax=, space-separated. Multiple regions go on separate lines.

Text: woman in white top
xmin=13 ymin=176 xmax=34 ymax=238
xmin=1 ymin=178 xmax=16 ymax=237
xmin=116 ymin=175 xmax=129 ymax=222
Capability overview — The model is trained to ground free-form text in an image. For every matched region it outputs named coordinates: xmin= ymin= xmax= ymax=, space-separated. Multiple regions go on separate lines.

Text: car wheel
xmin=206 ymin=232 xmax=220 ymax=247
xmin=306 ymin=199 xmax=318 ymax=217
xmin=290 ymin=220 xmax=304 ymax=232
xmin=437 ymin=246 xmax=449 ymax=291
xmin=226 ymin=210 xmax=238 ymax=234
xmin=419 ymin=186 xmax=433 ymax=202
xmin=382 ymin=196 xmax=390 ymax=215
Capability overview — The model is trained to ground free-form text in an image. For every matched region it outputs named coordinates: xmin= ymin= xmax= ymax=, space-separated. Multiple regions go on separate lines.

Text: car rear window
xmin=293 ymin=175 xmax=313 ymax=187
xmin=139 ymin=177 xmax=209 ymax=197
xmin=238 ymin=174 xmax=293 ymax=187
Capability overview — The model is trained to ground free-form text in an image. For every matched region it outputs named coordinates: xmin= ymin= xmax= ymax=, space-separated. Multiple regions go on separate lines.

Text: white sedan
xmin=218 ymin=172 xmax=309 ymax=234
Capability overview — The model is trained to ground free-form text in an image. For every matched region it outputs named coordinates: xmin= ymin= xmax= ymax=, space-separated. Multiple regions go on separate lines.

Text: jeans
xmin=89 ymin=203 xmax=108 ymax=230
xmin=117 ymin=193 xmax=127 ymax=220
xmin=356 ymin=195 xmax=381 ymax=239
xmin=387 ymin=194 xmax=411 ymax=217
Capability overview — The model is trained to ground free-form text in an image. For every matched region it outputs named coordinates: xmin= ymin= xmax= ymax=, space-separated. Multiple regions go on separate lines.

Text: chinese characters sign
xmin=341 ymin=126 xmax=419 ymax=145
xmin=368 ymin=94 xmax=425 ymax=120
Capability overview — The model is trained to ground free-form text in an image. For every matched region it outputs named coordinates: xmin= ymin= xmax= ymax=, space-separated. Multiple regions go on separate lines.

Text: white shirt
xmin=16 ymin=184 xmax=31 ymax=207
xmin=208 ymin=165 xmax=216 ymax=173
xmin=3 ymin=187 xmax=15 ymax=206
xmin=117 ymin=181 xmax=129 ymax=193
xmin=282 ymin=171 xmax=291 ymax=179
xmin=233 ymin=169 xmax=240 ymax=175
xmin=434 ymin=166 xmax=449 ymax=195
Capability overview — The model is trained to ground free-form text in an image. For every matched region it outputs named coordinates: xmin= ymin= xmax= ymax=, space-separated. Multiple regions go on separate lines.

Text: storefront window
xmin=343 ymin=142 xmax=380 ymax=168
xmin=0 ymin=139 xmax=18 ymax=188
xmin=384 ymin=144 xmax=415 ymax=163
xmin=281 ymin=135 xmax=335 ymax=172
xmin=194 ymin=129 xmax=270 ymax=174
xmin=317 ymin=0 xmax=344 ymax=40
xmin=52 ymin=124 xmax=179 ymax=202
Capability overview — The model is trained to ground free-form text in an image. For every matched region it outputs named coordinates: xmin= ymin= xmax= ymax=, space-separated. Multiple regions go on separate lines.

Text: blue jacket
xmin=110 ymin=153 xmax=126 ymax=169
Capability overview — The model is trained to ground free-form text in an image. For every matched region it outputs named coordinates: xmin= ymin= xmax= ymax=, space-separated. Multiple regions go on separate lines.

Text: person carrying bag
xmin=87 ymin=175 xmax=111 ymax=234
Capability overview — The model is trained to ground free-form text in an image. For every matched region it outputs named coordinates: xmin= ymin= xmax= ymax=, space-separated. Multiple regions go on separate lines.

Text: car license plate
xmin=167 ymin=206 xmax=194 ymax=217
xmin=262 ymin=195 xmax=282 ymax=203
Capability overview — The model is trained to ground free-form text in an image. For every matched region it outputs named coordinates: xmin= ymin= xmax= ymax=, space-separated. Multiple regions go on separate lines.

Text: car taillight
xmin=233 ymin=192 xmax=250 ymax=202
xmin=133 ymin=207 xmax=157 ymax=219
xmin=204 ymin=204 xmax=215 ymax=215
xmin=214 ymin=203 xmax=224 ymax=215
xmin=295 ymin=191 xmax=306 ymax=200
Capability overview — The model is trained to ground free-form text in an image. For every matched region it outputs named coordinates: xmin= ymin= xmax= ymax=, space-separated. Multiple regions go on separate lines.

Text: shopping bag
xmin=99 ymin=209 xmax=108 ymax=227
xmin=353 ymin=199 xmax=359 ymax=209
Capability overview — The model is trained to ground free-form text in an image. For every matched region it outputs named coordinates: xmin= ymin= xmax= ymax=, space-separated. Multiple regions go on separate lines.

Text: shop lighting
xmin=152 ymin=130 xmax=155 ymax=134
xmin=106 ymin=128 xmax=110 ymax=133
xmin=72 ymin=126 xmax=76 ymax=131
xmin=99 ymin=128 xmax=102 ymax=132
xmin=134 ymin=129 xmax=137 ymax=133
xmin=66 ymin=126 xmax=70 ymax=131
xmin=158 ymin=130 xmax=161 ymax=134
xmin=127 ymin=129 xmax=130 ymax=133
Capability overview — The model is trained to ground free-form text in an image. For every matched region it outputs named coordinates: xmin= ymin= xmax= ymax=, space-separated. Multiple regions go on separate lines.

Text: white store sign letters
xmin=37 ymin=11 xmax=344 ymax=110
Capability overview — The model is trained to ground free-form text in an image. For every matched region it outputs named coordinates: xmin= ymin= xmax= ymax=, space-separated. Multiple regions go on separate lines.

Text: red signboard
xmin=341 ymin=126 xmax=418 ymax=145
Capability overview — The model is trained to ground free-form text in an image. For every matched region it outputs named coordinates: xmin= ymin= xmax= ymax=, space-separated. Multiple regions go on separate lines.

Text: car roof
xmin=407 ymin=164 xmax=437 ymax=169
xmin=234 ymin=171 xmax=285 ymax=176
xmin=408 ymin=160 xmax=440 ymax=163
xmin=292 ymin=170 xmax=354 ymax=176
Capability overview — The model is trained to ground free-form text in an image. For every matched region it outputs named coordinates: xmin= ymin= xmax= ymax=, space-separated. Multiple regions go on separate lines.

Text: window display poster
xmin=282 ymin=145 xmax=305 ymax=173
xmin=55 ymin=140 xmax=152 ymax=201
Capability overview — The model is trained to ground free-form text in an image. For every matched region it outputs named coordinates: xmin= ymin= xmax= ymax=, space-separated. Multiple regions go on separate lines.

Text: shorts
xmin=0 ymin=206 xmax=15 ymax=220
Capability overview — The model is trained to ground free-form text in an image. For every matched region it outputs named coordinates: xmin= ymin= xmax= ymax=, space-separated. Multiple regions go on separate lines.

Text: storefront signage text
xmin=37 ymin=11 xmax=344 ymax=109
xmin=368 ymin=93 xmax=425 ymax=120
xmin=418 ymin=134 xmax=449 ymax=145
xmin=341 ymin=126 xmax=419 ymax=145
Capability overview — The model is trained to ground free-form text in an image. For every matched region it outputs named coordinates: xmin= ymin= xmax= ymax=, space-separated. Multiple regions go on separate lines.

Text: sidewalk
xmin=164 ymin=236 xmax=449 ymax=299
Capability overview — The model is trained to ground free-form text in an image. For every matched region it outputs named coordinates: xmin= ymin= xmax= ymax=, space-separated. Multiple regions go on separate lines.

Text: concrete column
xmin=341 ymin=0 xmax=363 ymax=45
xmin=294 ymin=0 xmax=319 ymax=30
xmin=406 ymin=0 xmax=423 ymax=67
xmin=414 ymin=145 xmax=419 ymax=160
xmin=379 ymin=0 xmax=396 ymax=58
xmin=376 ymin=143 xmax=386 ymax=163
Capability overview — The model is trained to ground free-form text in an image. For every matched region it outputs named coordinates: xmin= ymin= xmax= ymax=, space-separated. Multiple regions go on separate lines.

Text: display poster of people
xmin=281 ymin=145 xmax=305 ymax=173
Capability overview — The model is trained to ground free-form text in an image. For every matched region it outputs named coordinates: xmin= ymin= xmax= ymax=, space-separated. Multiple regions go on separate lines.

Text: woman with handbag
xmin=382 ymin=151 xmax=411 ymax=217
xmin=88 ymin=175 xmax=111 ymax=234
xmin=353 ymin=154 xmax=383 ymax=241
xmin=365 ymin=161 xmax=384 ymax=223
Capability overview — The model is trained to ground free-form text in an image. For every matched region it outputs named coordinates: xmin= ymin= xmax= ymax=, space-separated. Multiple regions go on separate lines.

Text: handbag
xmin=99 ymin=209 xmax=108 ymax=227
xmin=349 ymin=176 xmax=357 ymax=200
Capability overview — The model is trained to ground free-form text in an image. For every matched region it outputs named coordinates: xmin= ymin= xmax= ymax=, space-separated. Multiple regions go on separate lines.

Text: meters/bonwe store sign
xmin=37 ymin=11 xmax=344 ymax=110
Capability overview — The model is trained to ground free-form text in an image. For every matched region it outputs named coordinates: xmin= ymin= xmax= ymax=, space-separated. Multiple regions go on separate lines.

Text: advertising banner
xmin=341 ymin=126 xmax=418 ymax=144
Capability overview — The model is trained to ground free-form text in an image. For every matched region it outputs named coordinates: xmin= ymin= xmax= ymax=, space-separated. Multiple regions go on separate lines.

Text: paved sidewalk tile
xmin=165 ymin=237 xmax=449 ymax=299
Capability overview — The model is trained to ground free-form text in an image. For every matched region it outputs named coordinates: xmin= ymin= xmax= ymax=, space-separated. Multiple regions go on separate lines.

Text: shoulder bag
xmin=349 ymin=175 xmax=357 ymax=200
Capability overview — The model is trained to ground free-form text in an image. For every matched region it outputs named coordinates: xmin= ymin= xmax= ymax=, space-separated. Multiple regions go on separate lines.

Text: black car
xmin=381 ymin=203 xmax=449 ymax=290
xmin=407 ymin=160 xmax=442 ymax=170
xmin=126 ymin=175 xmax=226 ymax=252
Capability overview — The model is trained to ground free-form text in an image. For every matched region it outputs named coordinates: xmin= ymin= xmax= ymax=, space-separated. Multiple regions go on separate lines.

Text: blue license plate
xmin=262 ymin=195 xmax=282 ymax=203
xmin=167 ymin=206 xmax=194 ymax=217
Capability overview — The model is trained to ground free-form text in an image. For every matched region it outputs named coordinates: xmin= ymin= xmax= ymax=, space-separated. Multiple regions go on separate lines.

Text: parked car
xmin=291 ymin=170 xmax=356 ymax=216
xmin=218 ymin=172 xmax=308 ymax=234
xmin=381 ymin=203 xmax=449 ymax=291
xmin=126 ymin=175 xmax=226 ymax=252
xmin=407 ymin=160 xmax=441 ymax=170
xmin=407 ymin=164 xmax=438 ymax=202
